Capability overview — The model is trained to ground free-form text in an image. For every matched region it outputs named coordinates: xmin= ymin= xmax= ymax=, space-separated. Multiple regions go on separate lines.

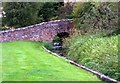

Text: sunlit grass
xmin=1 ymin=41 xmax=100 ymax=81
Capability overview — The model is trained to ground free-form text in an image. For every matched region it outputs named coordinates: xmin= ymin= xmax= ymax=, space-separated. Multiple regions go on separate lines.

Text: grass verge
xmin=1 ymin=41 xmax=100 ymax=81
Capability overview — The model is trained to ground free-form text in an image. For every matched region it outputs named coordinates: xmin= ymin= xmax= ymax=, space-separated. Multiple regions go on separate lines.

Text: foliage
xmin=2 ymin=2 xmax=74 ymax=30
xmin=2 ymin=2 xmax=61 ymax=29
xmin=53 ymin=36 xmax=61 ymax=42
xmin=1 ymin=41 xmax=100 ymax=81
xmin=2 ymin=2 xmax=40 ymax=28
xmin=38 ymin=2 xmax=59 ymax=22
xmin=43 ymin=42 xmax=53 ymax=50
xmin=0 ymin=27 xmax=9 ymax=31
xmin=50 ymin=16 xmax=59 ymax=20
xmin=62 ymin=2 xmax=119 ymax=81
xmin=58 ymin=3 xmax=73 ymax=19
xmin=63 ymin=33 xmax=119 ymax=80
xmin=65 ymin=15 xmax=74 ymax=19
xmin=72 ymin=2 xmax=118 ymax=31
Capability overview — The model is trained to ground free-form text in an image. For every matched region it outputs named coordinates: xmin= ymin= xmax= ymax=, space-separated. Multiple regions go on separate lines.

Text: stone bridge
xmin=0 ymin=19 xmax=73 ymax=42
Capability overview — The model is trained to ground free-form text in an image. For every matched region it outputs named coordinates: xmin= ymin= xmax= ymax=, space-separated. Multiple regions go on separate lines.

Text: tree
xmin=2 ymin=2 xmax=40 ymax=28
xmin=72 ymin=2 xmax=118 ymax=32
xmin=58 ymin=2 xmax=73 ymax=19
xmin=38 ymin=2 xmax=59 ymax=22
xmin=2 ymin=2 xmax=64 ymax=29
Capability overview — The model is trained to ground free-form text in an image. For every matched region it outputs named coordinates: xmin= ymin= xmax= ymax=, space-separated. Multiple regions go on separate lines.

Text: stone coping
xmin=0 ymin=19 xmax=73 ymax=34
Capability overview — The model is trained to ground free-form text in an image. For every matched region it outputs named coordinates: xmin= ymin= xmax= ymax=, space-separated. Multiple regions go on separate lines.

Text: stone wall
xmin=0 ymin=19 xmax=73 ymax=42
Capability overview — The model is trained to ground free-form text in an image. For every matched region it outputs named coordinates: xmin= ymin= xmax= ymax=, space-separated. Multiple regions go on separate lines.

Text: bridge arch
xmin=57 ymin=32 xmax=69 ymax=38
xmin=52 ymin=32 xmax=69 ymax=46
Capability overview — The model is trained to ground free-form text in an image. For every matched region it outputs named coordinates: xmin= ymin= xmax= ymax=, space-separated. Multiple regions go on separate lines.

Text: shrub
xmin=50 ymin=16 xmax=59 ymax=20
xmin=43 ymin=42 xmax=53 ymax=50
xmin=63 ymin=33 xmax=119 ymax=80
xmin=53 ymin=36 xmax=61 ymax=42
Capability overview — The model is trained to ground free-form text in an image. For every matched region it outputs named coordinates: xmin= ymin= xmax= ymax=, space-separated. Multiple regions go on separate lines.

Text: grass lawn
xmin=1 ymin=41 xmax=100 ymax=81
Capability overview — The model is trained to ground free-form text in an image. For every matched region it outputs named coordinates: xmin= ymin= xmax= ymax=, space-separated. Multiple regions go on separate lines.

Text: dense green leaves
xmin=72 ymin=2 xmax=118 ymax=30
xmin=62 ymin=2 xmax=119 ymax=81
xmin=38 ymin=2 xmax=59 ymax=21
xmin=3 ymin=2 xmax=40 ymax=28
xmin=63 ymin=33 xmax=119 ymax=80
xmin=2 ymin=2 xmax=61 ymax=28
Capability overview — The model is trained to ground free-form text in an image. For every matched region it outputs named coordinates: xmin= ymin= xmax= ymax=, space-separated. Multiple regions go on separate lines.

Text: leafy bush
xmin=65 ymin=15 xmax=74 ymax=19
xmin=43 ymin=42 xmax=53 ymax=50
xmin=53 ymin=36 xmax=61 ymax=42
xmin=3 ymin=2 xmax=40 ymax=28
xmin=72 ymin=2 xmax=118 ymax=30
xmin=50 ymin=16 xmax=59 ymax=20
xmin=2 ymin=2 xmax=61 ymax=28
xmin=63 ymin=33 xmax=119 ymax=80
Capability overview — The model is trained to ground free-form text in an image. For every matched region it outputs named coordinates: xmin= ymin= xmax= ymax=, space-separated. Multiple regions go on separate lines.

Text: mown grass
xmin=63 ymin=33 xmax=119 ymax=80
xmin=1 ymin=41 xmax=100 ymax=81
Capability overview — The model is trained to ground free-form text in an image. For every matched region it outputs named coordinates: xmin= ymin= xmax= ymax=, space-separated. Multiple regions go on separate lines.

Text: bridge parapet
xmin=0 ymin=19 xmax=73 ymax=42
